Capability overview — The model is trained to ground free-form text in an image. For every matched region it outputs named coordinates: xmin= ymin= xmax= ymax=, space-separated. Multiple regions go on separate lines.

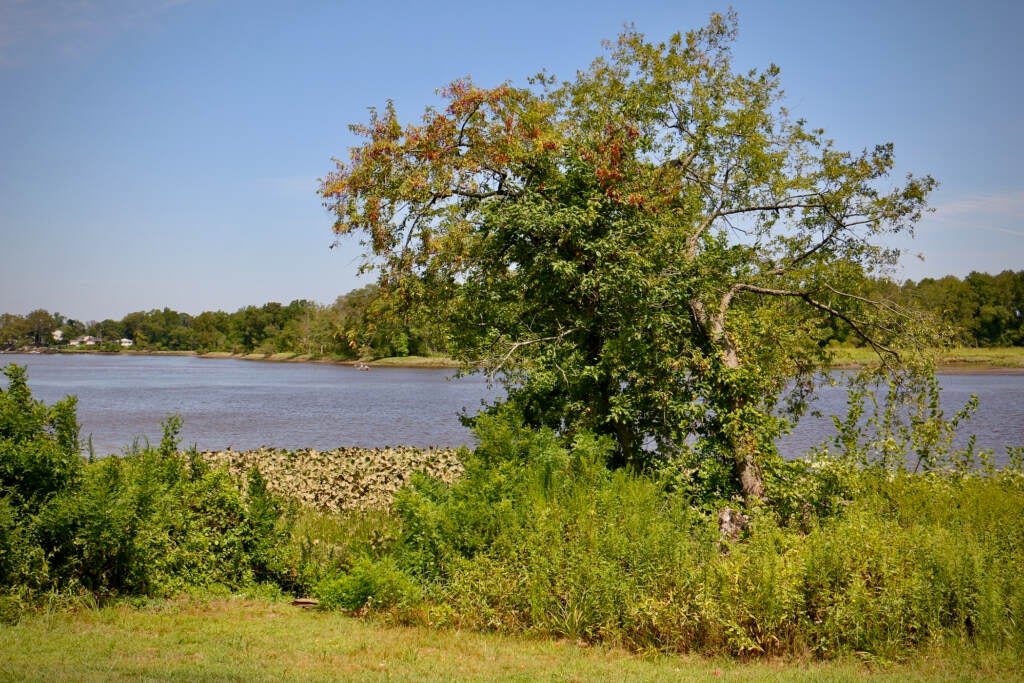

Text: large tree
xmin=320 ymin=13 xmax=935 ymax=500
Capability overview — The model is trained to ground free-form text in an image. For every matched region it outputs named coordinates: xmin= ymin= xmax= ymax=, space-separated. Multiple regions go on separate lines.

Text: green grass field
xmin=2 ymin=596 xmax=1018 ymax=682
xmin=831 ymin=346 xmax=1024 ymax=370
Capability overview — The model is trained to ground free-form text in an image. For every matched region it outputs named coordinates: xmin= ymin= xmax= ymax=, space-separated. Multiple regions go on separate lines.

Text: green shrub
xmin=33 ymin=420 xmax=295 ymax=597
xmin=314 ymin=556 xmax=419 ymax=611
xmin=1 ymin=366 xmax=295 ymax=599
xmin=283 ymin=507 xmax=402 ymax=595
xmin=381 ymin=408 xmax=1024 ymax=659
xmin=0 ymin=363 xmax=81 ymax=513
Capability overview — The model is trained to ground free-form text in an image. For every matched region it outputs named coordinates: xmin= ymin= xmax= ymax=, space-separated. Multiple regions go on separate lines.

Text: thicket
xmin=3 ymin=362 xmax=1023 ymax=662
xmin=0 ymin=364 xmax=295 ymax=617
xmin=288 ymin=373 xmax=1024 ymax=660
xmin=374 ymin=420 xmax=1024 ymax=659
xmin=292 ymin=404 xmax=1023 ymax=661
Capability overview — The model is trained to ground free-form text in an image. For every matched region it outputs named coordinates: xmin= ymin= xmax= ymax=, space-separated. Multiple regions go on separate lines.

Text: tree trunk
xmin=720 ymin=327 xmax=766 ymax=502
xmin=733 ymin=432 xmax=765 ymax=500
xmin=693 ymin=296 xmax=768 ymax=503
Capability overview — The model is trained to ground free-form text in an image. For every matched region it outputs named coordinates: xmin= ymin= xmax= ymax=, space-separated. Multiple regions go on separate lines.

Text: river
xmin=3 ymin=353 xmax=1022 ymax=462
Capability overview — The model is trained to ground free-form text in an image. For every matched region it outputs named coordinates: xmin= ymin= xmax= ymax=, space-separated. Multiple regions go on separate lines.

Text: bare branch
xmin=717 ymin=200 xmax=823 ymax=218
xmin=489 ymin=328 xmax=578 ymax=375
xmin=819 ymin=283 xmax=910 ymax=319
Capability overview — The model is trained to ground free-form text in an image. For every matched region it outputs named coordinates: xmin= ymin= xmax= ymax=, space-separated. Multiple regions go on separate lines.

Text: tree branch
xmin=728 ymin=283 xmax=900 ymax=359
xmin=489 ymin=328 xmax=578 ymax=375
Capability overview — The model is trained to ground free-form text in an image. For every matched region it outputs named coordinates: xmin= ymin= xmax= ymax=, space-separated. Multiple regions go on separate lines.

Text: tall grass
xmin=344 ymin=415 xmax=1024 ymax=660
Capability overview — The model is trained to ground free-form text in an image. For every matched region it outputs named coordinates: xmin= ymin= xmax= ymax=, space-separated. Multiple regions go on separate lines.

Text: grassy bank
xmin=831 ymin=346 xmax=1024 ymax=371
xmin=19 ymin=346 xmax=1023 ymax=370
xmin=2 ymin=596 xmax=1018 ymax=681
xmin=198 ymin=351 xmax=460 ymax=368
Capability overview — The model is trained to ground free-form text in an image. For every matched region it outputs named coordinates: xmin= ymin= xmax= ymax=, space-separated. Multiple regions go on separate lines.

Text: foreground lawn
xmin=0 ymin=597 xmax=1018 ymax=682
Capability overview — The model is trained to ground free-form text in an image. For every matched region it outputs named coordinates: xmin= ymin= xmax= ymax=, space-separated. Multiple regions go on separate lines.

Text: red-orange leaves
xmin=320 ymin=76 xmax=561 ymax=282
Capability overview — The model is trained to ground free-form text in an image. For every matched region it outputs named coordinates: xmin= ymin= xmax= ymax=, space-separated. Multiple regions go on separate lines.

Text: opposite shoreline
xmin=4 ymin=348 xmax=1024 ymax=374
xmin=1 ymin=348 xmax=462 ymax=369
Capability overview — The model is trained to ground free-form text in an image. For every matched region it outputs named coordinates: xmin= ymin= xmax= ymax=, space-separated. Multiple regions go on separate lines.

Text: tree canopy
xmin=321 ymin=13 xmax=935 ymax=499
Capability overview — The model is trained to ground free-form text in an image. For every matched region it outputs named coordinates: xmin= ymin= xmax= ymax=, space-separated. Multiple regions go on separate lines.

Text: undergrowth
xmin=3 ymin=361 xmax=1023 ymax=664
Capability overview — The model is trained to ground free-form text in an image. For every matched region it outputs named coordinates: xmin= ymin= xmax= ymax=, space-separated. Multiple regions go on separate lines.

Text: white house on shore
xmin=69 ymin=336 xmax=101 ymax=347
xmin=66 ymin=336 xmax=134 ymax=347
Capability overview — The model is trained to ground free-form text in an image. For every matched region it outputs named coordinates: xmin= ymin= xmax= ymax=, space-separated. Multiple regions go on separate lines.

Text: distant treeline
xmin=2 ymin=270 xmax=1023 ymax=356
xmin=0 ymin=285 xmax=442 ymax=359
xmin=869 ymin=269 xmax=1024 ymax=347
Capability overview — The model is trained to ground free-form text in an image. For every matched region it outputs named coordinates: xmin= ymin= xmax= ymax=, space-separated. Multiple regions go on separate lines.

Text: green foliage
xmin=283 ymin=507 xmax=402 ymax=593
xmin=379 ymin=409 xmax=1024 ymax=658
xmin=813 ymin=365 xmax=993 ymax=473
xmin=3 ymin=270 xmax=1021 ymax=354
xmin=32 ymin=420 xmax=294 ymax=597
xmin=313 ymin=555 xmax=420 ymax=611
xmin=1 ymin=284 xmax=446 ymax=359
xmin=0 ymin=366 xmax=294 ymax=600
xmin=0 ymin=364 xmax=81 ymax=513
xmin=834 ymin=270 xmax=1024 ymax=348
xmin=393 ymin=409 xmax=618 ymax=583
xmin=0 ymin=363 xmax=81 ymax=589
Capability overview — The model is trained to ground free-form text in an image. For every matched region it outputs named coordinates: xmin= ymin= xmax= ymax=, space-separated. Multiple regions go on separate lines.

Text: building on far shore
xmin=69 ymin=336 xmax=100 ymax=347
xmin=66 ymin=336 xmax=133 ymax=347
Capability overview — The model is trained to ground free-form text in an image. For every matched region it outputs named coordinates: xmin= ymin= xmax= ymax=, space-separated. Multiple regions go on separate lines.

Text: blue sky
xmin=1 ymin=0 xmax=1022 ymax=322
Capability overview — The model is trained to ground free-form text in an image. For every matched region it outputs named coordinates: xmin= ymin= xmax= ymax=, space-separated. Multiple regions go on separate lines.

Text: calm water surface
xmin=775 ymin=373 xmax=1024 ymax=462
xmin=4 ymin=354 xmax=500 ymax=454
xmin=3 ymin=354 xmax=1022 ymax=461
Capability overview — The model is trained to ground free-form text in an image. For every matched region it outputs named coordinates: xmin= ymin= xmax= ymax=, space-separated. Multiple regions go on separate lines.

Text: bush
xmin=0 ymin=365 xmax=295 ymax=599
xmin=35 ymin=423 xmax=295 ymax=596
xmin=381 ymin=408 xmax=1024 ymax=659
xmin=0 ymin=364 xmax=80 ymax=513
xmin=314 ymin=556 xmax=419 ymax=611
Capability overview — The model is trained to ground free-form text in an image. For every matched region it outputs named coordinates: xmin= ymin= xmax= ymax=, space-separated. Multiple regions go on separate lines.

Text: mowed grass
xmin=831 ymin=346 xmax=1024 ymax=370
xmin=0 ymin=597 xmax=1019 ymax=682
xmin=369 ymin=355 xmax=462 ymax=368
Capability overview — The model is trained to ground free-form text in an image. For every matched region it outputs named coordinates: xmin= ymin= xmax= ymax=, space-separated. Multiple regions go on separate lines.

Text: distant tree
xmin=321 ymin=13 xmax=935 ymax=499
xmin=0 ymin=314 xmax=28 ymax=350
xmin=192 ymin=311 xmax=232 ymax=352
xmin=60 ymin=319 xmax=86 ymax=341
xmin=965 ymin=270 xmax=1022 ymax=346
xmin=92 ymin=319 xmax=125 ymax=343
xmin=23 ymin=310 xmax=58 ymax=347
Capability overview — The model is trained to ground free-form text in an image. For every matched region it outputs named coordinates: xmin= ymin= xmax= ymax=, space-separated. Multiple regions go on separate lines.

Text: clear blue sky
xmin=2 ymin=0 xmax=1022 ymax=322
